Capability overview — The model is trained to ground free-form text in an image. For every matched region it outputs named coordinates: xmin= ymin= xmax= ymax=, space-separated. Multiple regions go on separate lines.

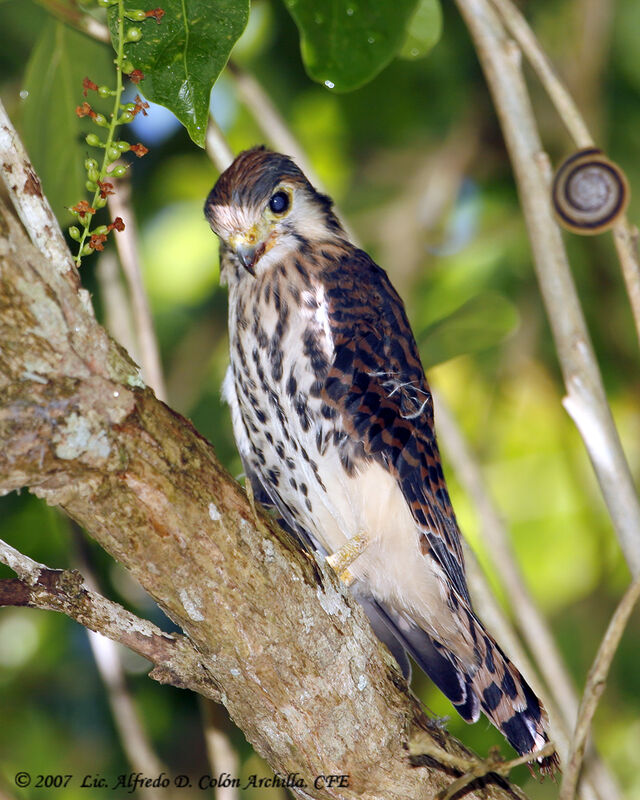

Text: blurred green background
xmin=1 ymin=0 xmax=639 ymax=798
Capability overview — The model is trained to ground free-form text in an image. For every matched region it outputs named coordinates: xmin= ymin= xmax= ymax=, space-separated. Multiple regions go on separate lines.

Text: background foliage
xmin=0 ymin=0 xmax=639 ymax=797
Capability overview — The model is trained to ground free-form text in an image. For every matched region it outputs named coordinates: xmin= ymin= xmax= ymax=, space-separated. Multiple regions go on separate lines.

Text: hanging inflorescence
xmin=68 ymin=0 xmax=164 ymax=265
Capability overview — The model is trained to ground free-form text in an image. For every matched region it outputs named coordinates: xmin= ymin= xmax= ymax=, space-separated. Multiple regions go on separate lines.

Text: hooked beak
xmin=229 ymin=227 xmax=272 ymax=276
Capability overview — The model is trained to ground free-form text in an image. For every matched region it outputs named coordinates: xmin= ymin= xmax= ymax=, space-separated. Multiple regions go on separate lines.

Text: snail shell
xmin=552 ymin=147 xmax=630 ymax=234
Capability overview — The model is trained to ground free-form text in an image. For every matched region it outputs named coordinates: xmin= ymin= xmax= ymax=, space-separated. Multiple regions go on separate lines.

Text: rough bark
xmin=0 ymin=190 xmax=524 ymax=799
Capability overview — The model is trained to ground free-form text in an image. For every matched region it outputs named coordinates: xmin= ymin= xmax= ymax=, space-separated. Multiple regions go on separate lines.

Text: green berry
xmin=116 ymin=140 xmax=131 ymax=152
xmin=94 ymin=196 xmax=108 ymax=209
xmin=121 ymin=60 xmax=134 ymax=75
xmin=110 ymin=164 xmax=128 ymax=178
xmin=98 ymin=85 xmax=114 ymax=98
xmin=92 ymin=225 xmax=109 ymax=236
xmin=125 ymin=9 xmax=146 ymax=21
xmin=125 ymin=27 xmax=142 ymax=42
xmin=93 ymin=113 xmax=108 ymax=127
xmin=86 ymin=133 xmax=103 ymax=147
xmin=107 ymin=146 xmax=120 ymax=162
xmin=119 ymin=111 xmax=134 ymax=124
xmin=68 ymin=226 xmax=81 ymax=241
xmin=86 ymin=180 xmax=97 ymax=191
xmin=81 ymin=244 xmax=94 ymax=256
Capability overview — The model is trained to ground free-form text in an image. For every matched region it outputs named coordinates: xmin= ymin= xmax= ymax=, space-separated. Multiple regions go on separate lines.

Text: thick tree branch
xmin=0 ymin=115 xmax=522 ymax=800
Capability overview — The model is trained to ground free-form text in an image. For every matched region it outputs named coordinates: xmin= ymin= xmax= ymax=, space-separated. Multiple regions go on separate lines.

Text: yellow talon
xmin=326 ymin=531 xmax=369 ymax=580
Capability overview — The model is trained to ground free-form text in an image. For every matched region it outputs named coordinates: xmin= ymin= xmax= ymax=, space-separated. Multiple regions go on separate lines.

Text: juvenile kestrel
xmin=205 ymin=147 xmax=557 ymax=769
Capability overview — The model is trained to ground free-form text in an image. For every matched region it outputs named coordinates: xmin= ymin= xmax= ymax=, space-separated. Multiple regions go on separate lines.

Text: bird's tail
xmin=376 ymin=603 xmax=558 ymax=772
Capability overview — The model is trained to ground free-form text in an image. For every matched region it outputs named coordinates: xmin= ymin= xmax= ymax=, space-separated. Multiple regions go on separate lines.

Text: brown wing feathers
xmin=322 ymin=245 xmax=554 ymax=765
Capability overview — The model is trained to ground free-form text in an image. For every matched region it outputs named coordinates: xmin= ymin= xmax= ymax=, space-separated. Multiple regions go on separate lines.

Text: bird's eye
xmin=269 ymin=191 xmax=290 ymax=215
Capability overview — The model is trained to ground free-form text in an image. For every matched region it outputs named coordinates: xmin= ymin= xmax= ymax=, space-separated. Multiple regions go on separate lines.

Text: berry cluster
xmin=69 ymin=0 xmax=163 ymax=265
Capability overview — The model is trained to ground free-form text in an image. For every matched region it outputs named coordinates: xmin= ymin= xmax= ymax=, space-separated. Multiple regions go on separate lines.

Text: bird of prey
xmin=204 ymin=146 xmax=557 ymax=770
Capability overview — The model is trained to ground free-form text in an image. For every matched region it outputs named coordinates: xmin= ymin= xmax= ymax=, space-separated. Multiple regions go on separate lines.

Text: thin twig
xmin=0 ymin=98 xmax=75 ymax=273
xmin=559 ymin=577 xmax=640 ymax=800
xmin=434 ymin=393 xmax=578 ymax=729
xmin=0 ymin=538 xmax=218 ymax=700
xmin=96 ymin=250 xmax=139 ymax=361
xmin=225 ymin=62 xmax=357 ymax=242
xmin=227 ymin=61 xmax=324 ymax=188
xmin=72 ymin=529 xmax=171 ymax=800
xmin=455 ymin=0 xmax=640 ymax=580
xmin=108 ymin=181 xmax=167 ymax=401
xmin=488 ymin=0 xmax=640 ymax=349
xmin=438 ymin=744 xmax=557 ymax=800
xmin=409 ymin=730 xmax=554 ymax=800
xmin=33 ymin=0 xmax=110 ymax=43
xmin=435 ymin=395 xmax=624 ymax=800
xmin=488 ymin=0 xmax=593 ymax=148
xmin=199 ymin=699 xmax=240 ymax=800
xmin=612 ymin=221 xmax=640 ymax=349
xmin=206 ymin=115 xmax=234 ymax=173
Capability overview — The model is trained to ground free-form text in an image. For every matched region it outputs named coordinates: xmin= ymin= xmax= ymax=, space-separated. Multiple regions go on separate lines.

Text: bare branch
xmin=488 ymin=0 xmax=593 ymax=148
xmin=70 ymin=530 xmax=172 ymax=797
xmin=435 ymin=395 xmax=622 ymax=800
xmin=612 ymin=221 xmax=640 ymax=350
xmin=488 ymin=0 xmax=640 ymax=350
xmin=96 ymin=251 xmax=139 ymax=361
xmin=199 ymin=700 xmax=240 ymax=800
xmin=434 ymin=393 xmax=578 ymax=728
xmin=560 ymin=577 xmax=640 ymax=800
xmin=227 ymin=62 xmax=324 ymax=189
xmin=206 ymin=115 xmax=234 ymax=173
xmin=225 ymin=62 xmax=357 ymax=243
xmin=454 ymin=0 xmax=640 ymax=578
xmin=108 ymin=181 xmax=167 ymax=401
xmin=33 ymin=0 xmax=110 ymax=43
xmin=0 ymin=538 xmax=219 ymax=701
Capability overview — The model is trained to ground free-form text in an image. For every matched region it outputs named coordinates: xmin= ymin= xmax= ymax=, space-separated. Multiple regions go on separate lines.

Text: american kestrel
xmin=205 ymin=147 xmax=557 ymax=770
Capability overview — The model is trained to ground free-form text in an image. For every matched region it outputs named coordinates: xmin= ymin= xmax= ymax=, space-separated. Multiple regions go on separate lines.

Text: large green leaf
xmin=110 ymin=0 xmax=249 ymax=148
xmin=20 ymin=20 xmax=113 ymax=224
xmin=419 ymin=292 xmax=519 ymax=369
xmin=283 ymin=0 xmax=420 ymax=91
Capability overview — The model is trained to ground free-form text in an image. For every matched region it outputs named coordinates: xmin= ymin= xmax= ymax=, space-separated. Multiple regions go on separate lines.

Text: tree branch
xmin=559 ymin=577 xmax=640 ymax=800
xmin=455 ymin=0 xmax=640 ymax=578
xmin=0 ymin=538 xmax=217 ymax=698
xmin=488 ymin=0 xmax=640 ymax=354
xmin=108 ymin=180 xmax=167 ymax=401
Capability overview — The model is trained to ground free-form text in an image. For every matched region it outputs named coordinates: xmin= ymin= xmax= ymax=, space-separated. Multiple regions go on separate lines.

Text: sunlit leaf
xmin=399 ymin=0 xmax=442 ymax=60
xmin=20 ymin=21 xmax=113 ymax=223
xmin=110 ymin=0 xmax=249 ymax=147
xmin=282 ymin=0 xmax=420 ymax=91
xmin=419 ymin=292 xmax=519 ymax=368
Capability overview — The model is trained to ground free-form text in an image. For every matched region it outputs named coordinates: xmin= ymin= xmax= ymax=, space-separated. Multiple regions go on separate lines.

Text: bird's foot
xmin=326 ymin=531 xmax=369 ymax=585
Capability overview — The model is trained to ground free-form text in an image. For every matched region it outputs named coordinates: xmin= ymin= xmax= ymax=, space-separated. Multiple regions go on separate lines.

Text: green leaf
xmin=110 ymin=0 xmax=249 ymax=148
xmin=20 ymin=21 xmax=113 ymax=224
xmin=399 ymin=0 xmax=442 ymax=60
xmin=283 ymin=0 xmax=420 ymax=92
xmin=419 ymin=292 xmax=519 ymax=368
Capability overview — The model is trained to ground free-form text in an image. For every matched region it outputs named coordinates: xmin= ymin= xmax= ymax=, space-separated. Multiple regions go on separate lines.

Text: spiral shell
xmin=551 ymin=147 xmax=630 ymax=234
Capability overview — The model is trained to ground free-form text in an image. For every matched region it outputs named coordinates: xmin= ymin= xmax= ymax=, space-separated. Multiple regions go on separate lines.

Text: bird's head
xmin=204 ymin=147 xmax=344 ymax=277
